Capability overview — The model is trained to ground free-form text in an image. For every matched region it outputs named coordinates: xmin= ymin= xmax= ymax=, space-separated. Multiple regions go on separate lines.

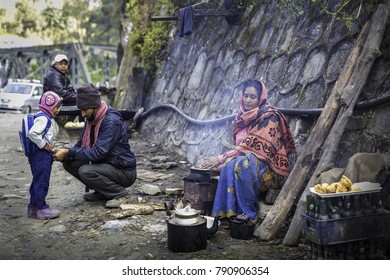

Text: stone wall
xmin=124 ymin=1 xmax=390 ymax=169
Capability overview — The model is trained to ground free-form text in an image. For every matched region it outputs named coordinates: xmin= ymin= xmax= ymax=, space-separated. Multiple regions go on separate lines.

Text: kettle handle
xmin=207 ymin=215 xmax=220 ymax=237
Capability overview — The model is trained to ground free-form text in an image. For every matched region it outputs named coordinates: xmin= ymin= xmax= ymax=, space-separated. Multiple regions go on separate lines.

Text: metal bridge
xmin=0 ymin=42 xmax=116 ymax=88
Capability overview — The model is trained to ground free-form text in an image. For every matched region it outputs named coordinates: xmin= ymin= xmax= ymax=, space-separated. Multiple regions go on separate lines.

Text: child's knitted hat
xmin=39 ymin=91 xmax=63 ymax=118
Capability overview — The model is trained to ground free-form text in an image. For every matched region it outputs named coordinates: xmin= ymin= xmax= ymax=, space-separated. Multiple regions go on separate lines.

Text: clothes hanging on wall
xmin=179 ymin=6 xmax=193 ymax=37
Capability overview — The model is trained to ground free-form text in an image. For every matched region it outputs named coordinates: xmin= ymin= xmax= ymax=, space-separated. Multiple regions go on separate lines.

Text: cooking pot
xmin=186 ymin=167 xmax=213 ymax=182
xmin=167 ymin=207 xmax=219 ymax=252
xmin=230 ymin=214 xmax=254 ymax=240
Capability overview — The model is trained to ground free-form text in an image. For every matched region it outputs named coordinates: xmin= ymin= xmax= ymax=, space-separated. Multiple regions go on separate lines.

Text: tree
xmin=86 ymin=0 xmax=122 ymax=45
xmin=13 ymin=0 xmax=38 ymax=37
xmin=41 ymin=7 xmax=69 ymax=43
xmin=61 ymin=0 xmax=92 ymax=42
xmin=0 ymin=8 xmax=6 ymax=33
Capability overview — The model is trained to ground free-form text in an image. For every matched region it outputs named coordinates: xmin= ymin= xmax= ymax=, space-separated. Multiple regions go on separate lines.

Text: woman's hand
xmin=201 ymin=156 xmax=220 ymax=170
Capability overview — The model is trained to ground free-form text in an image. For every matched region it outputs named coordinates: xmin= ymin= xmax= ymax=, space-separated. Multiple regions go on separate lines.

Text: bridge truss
xmin=0 ymin=43 xmax=92 ymax=88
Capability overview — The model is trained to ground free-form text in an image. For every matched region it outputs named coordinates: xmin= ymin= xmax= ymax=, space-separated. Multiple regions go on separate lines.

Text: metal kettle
xmin=168 ymin=207 xmax=219 ymax=235
xmin=169 ymin=207 xmax=206 ymax=226
xmin=230 ymin=214 xmax=255 ymax=240
xmin=167 ymin=206 xmax=219 ymax=252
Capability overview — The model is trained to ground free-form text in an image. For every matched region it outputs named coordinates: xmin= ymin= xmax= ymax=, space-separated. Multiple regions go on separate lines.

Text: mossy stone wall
xmin=119 ymin=1 xmax=390 ymax=168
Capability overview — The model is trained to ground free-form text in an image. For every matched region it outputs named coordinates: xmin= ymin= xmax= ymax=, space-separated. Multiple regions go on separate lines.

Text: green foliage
xmin=85 ymin=51 xmax=118 ymax=85
xmin=91 ymin=71 xmax=104 ymax=85
xmin=125 ymin=0 xmax=152 ymax=28
xmin=125 ymin=0 xmax=263 ymax=76
xmin=129 ymin=20 xmax=171 ymax=75
xmin=169 ymin=0 xmax=201 ymax=8
xmin=1 ymin=1 xmax=121 ymax=85
xmin=140 ymin=22 xmax=170 ymax=73
xmin=126 ymin=0 xmax=173 ymax=76
xmin=1 ymin=0 xmax=122 ymax=45
xmin=41 ymin=7 xmax=67 ymax=30
xmin=86 ymin=0 xmax=122 ymax=45
xmin=15 ymin=0 xmax=37 ymax=36
xmin=312 ymin=0 xmax=380 ymax=29
xmin=41 ymin=7 xmax=68 ymax=43
xmin=278 ymin=0 xmax=380 ymax=29
xmin=278 ymin=0 xmax=306 ymax=15
xmin=2 ymin=0 xmax=39 ymax=37
xmin=1 ymin=21 xmax=19 ymax=34
xmin=129 ymin=29 xmax=147 ymax=57
xmin=233 ymin=0 xmax=261 ymax=12
xmin=169 ymin=0 xmax=259 ymax=11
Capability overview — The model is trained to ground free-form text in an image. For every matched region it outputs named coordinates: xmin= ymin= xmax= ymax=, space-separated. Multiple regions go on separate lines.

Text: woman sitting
xmin=201 ymin=79 xmax=295 ymax=223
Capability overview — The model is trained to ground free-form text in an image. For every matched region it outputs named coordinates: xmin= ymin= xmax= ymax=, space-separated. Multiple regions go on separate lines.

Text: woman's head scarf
xmin=233 ymin=80 xmax=295 ymax=176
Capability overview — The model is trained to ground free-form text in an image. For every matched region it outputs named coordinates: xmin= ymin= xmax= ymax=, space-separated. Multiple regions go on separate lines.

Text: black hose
xmin=140 ymin=104 xmax=235 ymax=125
xmin=139 ymin=94 xmax=390 ymax=126
xmin=354 ymin=94 xmax=390 ymax=111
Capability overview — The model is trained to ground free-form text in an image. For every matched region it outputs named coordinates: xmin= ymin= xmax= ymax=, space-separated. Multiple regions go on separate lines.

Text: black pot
xmin=230 ymin=216 xmax=254 ymax=240
xmin=186 ymin=168 xmax=212 ymax=182
xmin=167 ymin=222 xmax=207 ymax=252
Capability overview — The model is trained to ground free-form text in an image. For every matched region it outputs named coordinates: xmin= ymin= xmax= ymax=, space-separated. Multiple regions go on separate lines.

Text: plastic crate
xmin=303 ymin=211 xmax=390 ymax=245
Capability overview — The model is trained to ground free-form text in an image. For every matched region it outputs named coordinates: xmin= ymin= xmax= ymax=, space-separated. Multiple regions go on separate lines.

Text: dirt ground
xmin=0 ymin=112 xmax=307 ymax=260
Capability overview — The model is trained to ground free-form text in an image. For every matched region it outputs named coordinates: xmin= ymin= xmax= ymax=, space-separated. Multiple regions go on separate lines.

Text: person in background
xmin=53 ymin=83 xmax=137 ymax=207
xmin=43 ymin=54 xmax=77 ymax=106
xmin=201 ymin=79 xmax=296 ymax=227
xmin=27 ymin=91 xmax=63 ymax=219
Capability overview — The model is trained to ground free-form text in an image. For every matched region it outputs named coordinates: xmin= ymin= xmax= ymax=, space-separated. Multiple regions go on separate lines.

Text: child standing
xmin=27 ymin=91 xmax=63 ymax=219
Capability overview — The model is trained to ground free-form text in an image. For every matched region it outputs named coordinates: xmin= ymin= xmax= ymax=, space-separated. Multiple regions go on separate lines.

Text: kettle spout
xmin=207 ymin=215 xmax=220 ymax=237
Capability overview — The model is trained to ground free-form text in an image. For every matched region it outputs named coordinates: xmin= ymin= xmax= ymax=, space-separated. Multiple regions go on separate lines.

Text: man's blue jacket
xmin=66 ymin=107 xmax=136 ymax=170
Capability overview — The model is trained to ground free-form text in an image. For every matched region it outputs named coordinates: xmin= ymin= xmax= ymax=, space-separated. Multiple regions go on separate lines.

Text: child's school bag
xmin=19 ymin=112 xmax=51 ymax=157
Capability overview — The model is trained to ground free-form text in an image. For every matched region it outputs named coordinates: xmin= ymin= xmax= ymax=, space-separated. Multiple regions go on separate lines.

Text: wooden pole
xmin=254 ymin=3 xmax=389 ymax=242
xmin=253 ymin=24 xmax=368 ymax=241
xmin=283 ymin=3 xmax=389 ymax=245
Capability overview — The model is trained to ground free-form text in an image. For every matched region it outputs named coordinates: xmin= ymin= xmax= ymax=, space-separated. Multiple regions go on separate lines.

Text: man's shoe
xmin=27 ymin=206 xmax=36 ymax=218
xmin=36 ymin=207 xmax=60 ymax=220
xmin=105 ymin=196 xmax=128 ymax=208
xmin=83 ymin=191 xmax=106 ymax=201
xmin=105 ymin=191 xmax=130 ymax=208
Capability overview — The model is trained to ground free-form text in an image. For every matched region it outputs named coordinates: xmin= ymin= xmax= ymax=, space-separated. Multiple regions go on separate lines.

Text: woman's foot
xmin=219 ymin=218 xmax=231 ymax=230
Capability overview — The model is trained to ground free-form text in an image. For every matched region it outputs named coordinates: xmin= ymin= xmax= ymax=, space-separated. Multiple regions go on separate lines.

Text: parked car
xmin=21 ymin=87 xmax=44 ymax=114
xmin=0 ymin=79 xmax=43 ymax=113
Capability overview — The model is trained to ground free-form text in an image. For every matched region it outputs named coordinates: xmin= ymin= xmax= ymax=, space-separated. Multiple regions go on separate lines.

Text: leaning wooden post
xmin=283 ymin=3 xmax=389 ymax=245
xmin=254 ymin=3 xmax=389 ymax=241
xmin=253 ymin=38 xmax=361 ymax=240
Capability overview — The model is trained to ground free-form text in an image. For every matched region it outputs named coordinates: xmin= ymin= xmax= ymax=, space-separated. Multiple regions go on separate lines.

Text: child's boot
xmin=27 ymin=206 xmax=36 ymax=218
xmin=36 ymin=207 xmax=60 ymax=219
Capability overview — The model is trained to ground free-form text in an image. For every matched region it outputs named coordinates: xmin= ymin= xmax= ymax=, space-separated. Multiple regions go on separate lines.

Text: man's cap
xmin=76 ymin=83 xmax=102 ymax=110
xmin=52 ymin=54 xmax=68 ymax=65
